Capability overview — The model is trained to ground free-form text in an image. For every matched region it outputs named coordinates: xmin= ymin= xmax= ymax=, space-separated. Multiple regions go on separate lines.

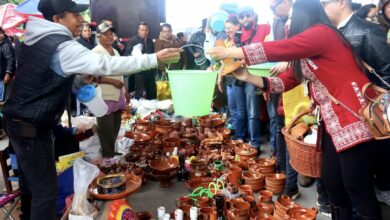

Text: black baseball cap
xmin=38 ymin=0 xmax=89 ymax=20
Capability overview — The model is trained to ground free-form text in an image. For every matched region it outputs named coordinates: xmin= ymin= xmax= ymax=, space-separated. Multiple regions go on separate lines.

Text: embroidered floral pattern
xmin=301 ymin=60 xmax=373 ymax=152
xmin=268 ymin=77 xmax=285 ymax=93
xmin=243 ymin=43 xmax=268 ymax=65
xmin=351 ymin=82 xmax=367 ymax=107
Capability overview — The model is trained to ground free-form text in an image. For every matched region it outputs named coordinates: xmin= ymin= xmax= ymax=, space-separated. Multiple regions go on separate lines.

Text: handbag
xmin=359 ymin=83 xmax=390 ymax=139
xmin=156 ymin=75 xmax=171 ymax=101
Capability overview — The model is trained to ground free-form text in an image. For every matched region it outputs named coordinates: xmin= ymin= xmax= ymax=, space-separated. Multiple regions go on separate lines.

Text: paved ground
xmin=0 ymin=137 xmax=389 ymax=219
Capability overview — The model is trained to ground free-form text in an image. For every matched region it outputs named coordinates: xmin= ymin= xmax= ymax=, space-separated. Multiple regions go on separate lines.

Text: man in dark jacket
xmin=2 ymin=0 xmax=179 ymax=218
xmin=124 ymin=21 xmax=157 ymax=100
xmin=0 ymin=27 xmax=16 ymax=101
xmin=322 ymin=0 xmax=390 ymax=206
xmin=77 ymin=22 xmax=95 ymax=50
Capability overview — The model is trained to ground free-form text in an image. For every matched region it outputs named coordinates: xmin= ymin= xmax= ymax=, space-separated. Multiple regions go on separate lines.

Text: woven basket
xmin=281 ymin=108 xmax=322 ymax=178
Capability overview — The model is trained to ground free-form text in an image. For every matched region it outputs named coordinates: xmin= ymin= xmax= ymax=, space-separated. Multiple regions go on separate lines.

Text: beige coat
xmin=92 ymin=44 xmax=124 ymax=101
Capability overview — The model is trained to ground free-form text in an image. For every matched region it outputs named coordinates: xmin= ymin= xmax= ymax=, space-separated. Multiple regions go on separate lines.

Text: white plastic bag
xmin=70 ymin=159 xmax=100 ymax=219
xmin=115 ymin=137 xmax=134 ymax=155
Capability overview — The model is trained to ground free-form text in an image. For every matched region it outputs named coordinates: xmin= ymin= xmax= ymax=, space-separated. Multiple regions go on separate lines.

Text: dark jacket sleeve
xmin=2 ymin=42 xmax=16 ymax=75
xmin=362 ymin=26 xmax=390 ymax=86
xmin=124 ymin=38 xmax=136 ymax=56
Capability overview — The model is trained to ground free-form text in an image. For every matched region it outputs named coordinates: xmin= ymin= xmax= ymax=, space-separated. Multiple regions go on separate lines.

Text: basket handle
xmin=361 ymin=83 xmax=388 ymax=103
xmin=286 ymin=108 xmax=314 ymax=134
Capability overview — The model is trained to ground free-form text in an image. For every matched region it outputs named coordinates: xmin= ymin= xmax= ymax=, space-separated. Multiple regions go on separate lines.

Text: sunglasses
xmin=238 ymin=12 xmax=253 ymax=20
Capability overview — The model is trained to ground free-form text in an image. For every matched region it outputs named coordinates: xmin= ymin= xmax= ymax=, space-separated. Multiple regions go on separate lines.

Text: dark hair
xmin=176 ymin=32 xmax=185 ymax=39
xmin=351 ymin=3 xmax=362 ymax=11
xmin=356 ymin=4 xmax=377 ymax=19
xmin=160 ymin=23 xmax=172 ymax=32
xmin=225 ymin=16 xmax=239 ymax=26
xmin=139 ymin=21 xmax=149 ymax=28
xmin=288 ymin=0 xmax=360 ymax=82
xmin=45 ymin=12 xmax=65 ymax=22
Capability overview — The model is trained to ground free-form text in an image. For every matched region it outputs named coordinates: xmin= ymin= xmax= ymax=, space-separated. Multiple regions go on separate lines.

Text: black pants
xmin=134 ymin=71 xmax=156 ymax=100
xmin=321 ymin=132 xmax=382 ymax=220
xmin=374 ymin=139 xmax=390 ymax=191
xmin=4 ymin=118 xmax=57 ymax=220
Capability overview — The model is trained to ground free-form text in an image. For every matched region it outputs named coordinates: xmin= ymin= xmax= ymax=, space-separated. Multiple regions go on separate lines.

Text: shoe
xmin=298 ymin=174 xmax=315 ymax=187
xmin=317 ymin=203 xmax=332 ymax=218
xmin=282 ymin=188 xmax=300 ymax=200
xmin=375 ymin=187 xmax=390 ymax=206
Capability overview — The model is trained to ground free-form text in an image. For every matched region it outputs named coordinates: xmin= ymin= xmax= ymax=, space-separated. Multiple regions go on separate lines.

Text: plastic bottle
xmin=157 ymin=206 xmax=166 ymax=220
xmin=174 ymin=209 xmax=183 ymax=220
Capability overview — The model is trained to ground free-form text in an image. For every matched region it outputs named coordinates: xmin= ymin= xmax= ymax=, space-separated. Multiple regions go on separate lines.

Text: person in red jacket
xmin=208 ymin=0 xmax=382 ymax=219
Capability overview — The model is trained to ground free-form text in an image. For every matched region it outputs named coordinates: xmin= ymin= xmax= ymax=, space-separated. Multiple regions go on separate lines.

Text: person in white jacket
xmin=2 ymin=0 xmax=180 ymax=219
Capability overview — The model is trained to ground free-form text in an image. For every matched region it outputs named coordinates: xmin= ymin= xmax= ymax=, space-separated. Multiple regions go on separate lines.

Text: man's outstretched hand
xmin=157 ymin=48 xmax=181 ymax=65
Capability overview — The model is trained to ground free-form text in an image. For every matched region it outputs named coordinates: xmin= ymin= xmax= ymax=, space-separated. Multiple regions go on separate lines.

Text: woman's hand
xmin=232 ymin=65 xmax=250 ymax=82
xmin=207 ymin=46 xmax=229 ymax=60
xmin=270 ymin=62 xmax=289 ymax=76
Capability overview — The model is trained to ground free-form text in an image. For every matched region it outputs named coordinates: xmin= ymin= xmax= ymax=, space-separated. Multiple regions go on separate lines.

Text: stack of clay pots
xmin=252 ymin=158 xmax=276 ymax=175
xmin=285 ymin=207 xmax=318 ymax=220
xmin=265 ymin=174 xmax=286 ymax=195
xmin=242 ymin=171 xmax=265 ymax=192
xmin=274 ymin=195 xmax=300 ymax=219
xmin=235 ymin=143 xmax=258 ymax=169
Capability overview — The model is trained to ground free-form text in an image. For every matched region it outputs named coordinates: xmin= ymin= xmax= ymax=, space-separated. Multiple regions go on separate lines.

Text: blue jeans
xmin=226 ymin=84 xmax=237 ymax=130
xmin=233 ymin=83 xmax=247 ymax=140
xmin=245 ymin=83 xmax=261 ymax=148
xmin=266 ymin=94 xmax=277 ymax=153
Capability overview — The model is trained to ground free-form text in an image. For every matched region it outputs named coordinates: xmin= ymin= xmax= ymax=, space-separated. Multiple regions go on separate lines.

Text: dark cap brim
xmin=68 ymin=4 xmax=89 ymax=13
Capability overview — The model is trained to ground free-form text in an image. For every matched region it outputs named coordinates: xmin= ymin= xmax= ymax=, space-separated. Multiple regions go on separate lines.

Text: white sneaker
xmin=375 ymin=188 xmax=390 ymax=206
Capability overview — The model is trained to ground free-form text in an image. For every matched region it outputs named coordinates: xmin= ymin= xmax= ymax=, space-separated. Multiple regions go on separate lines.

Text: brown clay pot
xmin=238 ymin=184 xmax=253 ymax=196
xmin=149 ymin=157 xmax=179 ymax=175
xmin=228 ymin=166 xmax=242 ymax=187
xmin=257 ymin=203 xmax=274 ymax=215
xmin=153 ymin=120 xmax=173 ymax=134
xmin=196 ymin=196 xmax=210 ymax=208
xmin=286 ymin=207 xmax=318 ymax=220
xmin=199 ymin=207 xmax=217 ymax=220
xmin=217 ymin=127 xmax=231 ymax=139
xmin=235 ymin=144 xmax=258 ymax=169
xmin=258 ymin=190 xmax=273 ymax=203
xmin=176 ymin=196 xmax=193 ymax=208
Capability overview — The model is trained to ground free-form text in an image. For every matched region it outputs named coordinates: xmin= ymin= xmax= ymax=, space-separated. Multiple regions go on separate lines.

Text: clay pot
xmin=286 ymin=207 xmax=318 ymax=220
xmin=274 ymin=195 xmax=300 ymax=220
xmin=134 ymin=119 xmax=152 ymax=132
xmin=197 ymin=196 xmax=210 ymax=208
xmin=238 ymin=184 xmax=253 ymax=196
xmin=258 ymin=190 xmax=273 ymax=203
xmin=255 ymin=158 xmax=276 ymax=174
xmin=153 ymin=120 xmax=173 ymax=134
xmin=137 ymin=211 xmax=153 ymax=220
xmin=265 ymin=173 xmax=286 ymax=194
xmin=168 ymin=131 xmax=180 ymax=138
xmin=176 ymin=196 xmax=192 ymax=208
xmin=228 ymin=166 xmax=242 ymax=187
xmin=235 ymin=144 xmax=258 ymax=169
xmin=217 ymin=127 xmax=231 ymax=139
xmin=257 ymin=203 xmax=274 ymax=215
xmin=125 ymin=132 xmax=151 ymax=145
xmin=173 ymin=121 xmax=182 ymax=131
xmin=199 ymin=207 xmax=217 ymax=220
xmin=228 ymin=201 xmax=250 ymax=219
xmin=182 ymin=118 xmax=193 ymax=127
xmin=149 ymin=157 xmax=179 ymax=175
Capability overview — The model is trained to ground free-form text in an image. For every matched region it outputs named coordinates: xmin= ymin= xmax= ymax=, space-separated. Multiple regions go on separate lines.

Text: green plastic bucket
xmin=248 ymin=62 xmax=277 ymax=77
xmin=167 ymin=70 xmax=218 ymax=117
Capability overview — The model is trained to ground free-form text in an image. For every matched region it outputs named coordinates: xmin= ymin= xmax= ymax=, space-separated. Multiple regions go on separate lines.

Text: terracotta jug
xmin=228 ymin=166 xmax=242 ymax=187
xmin=200 ymin=207 xmax=217 ymax=220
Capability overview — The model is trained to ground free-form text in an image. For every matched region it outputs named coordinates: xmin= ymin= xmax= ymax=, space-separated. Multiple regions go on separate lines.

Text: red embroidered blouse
xmin=242 ymin=24 xmax=373 ymax=152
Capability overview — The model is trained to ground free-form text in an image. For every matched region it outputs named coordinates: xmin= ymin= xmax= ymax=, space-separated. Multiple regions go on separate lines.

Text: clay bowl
xmin=153 ymin=120 xmax=173 ymax=134
xmin=191 ymin=159 xmax=207 ymax=171
xmin=266 ymin=174 xmax=286 ymax=184
xmin=125 ymin=132 xmax=151 ymax=145
xmin=255 ymin=158 xmax=276 ymax=168
xmin=185 ymin=177 xmax=215 ymax=190
xmin=181 ymin=118 xmax=193 ymax=127
xmin=217 ymin=127 xmax=231 ymax=139
xmin=134 ymin=119 xmax=152 ymax=132
xmin=275 ymin=195 xmax=299 ymax=212
xmin=238 ymin=184 xmax=253 ymax=196
xmin=149 ymin=157 xmax=179 ymax=175
xmin=235 ymin=145 xmax=258 ymax=169
xmin=286 ymin=207 xmax=318 ymax=220
xmin=255 ymin=213 xmax=274 ymax=220
xmin=164 ymin=137 xmax=181 ymax=148
xmin=258 ymin=190 xmax=273 ymax=203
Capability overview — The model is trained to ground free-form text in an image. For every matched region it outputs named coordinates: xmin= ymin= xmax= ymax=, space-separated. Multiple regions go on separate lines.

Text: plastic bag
xmin=116 ymin=137 xmax=134 ymax=155
xmin=69 ymin=158 xmax=100 ymax=219
xmin=79 ymin=134 xmax=102 ymax=162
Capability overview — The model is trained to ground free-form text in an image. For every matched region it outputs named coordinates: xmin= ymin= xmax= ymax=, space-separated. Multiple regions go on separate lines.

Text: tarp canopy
xmin=0 ymin=3 xmax=27 ymax=35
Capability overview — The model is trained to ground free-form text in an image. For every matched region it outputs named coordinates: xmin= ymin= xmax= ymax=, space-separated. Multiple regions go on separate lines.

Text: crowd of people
xmin=0 ymin=0 xmax=390 ymax=219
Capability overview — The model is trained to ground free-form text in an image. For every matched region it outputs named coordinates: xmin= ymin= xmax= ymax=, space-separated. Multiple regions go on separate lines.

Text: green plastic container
xmin=167 ymin=70 xmax=218 ymax=117
xmin=248 ymin=62 xmax=277 ymax=77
